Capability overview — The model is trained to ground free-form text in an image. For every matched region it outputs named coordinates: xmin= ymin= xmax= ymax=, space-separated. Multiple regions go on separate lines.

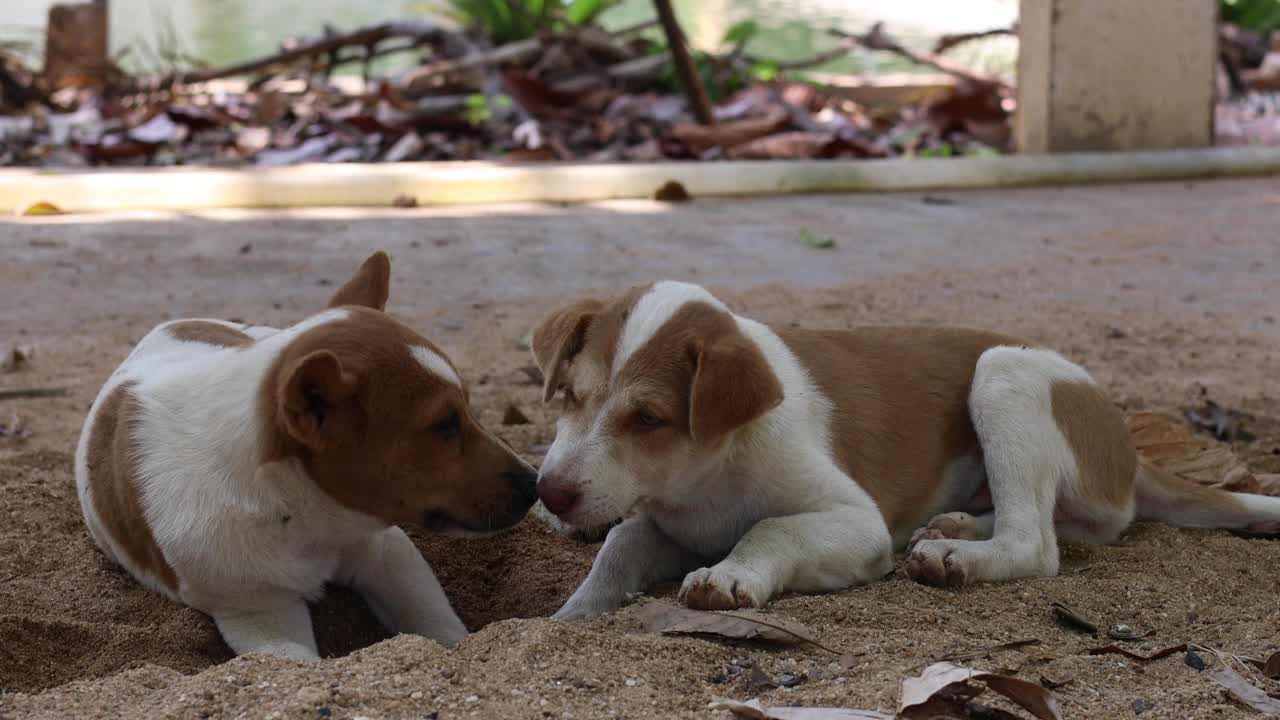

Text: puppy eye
xmin=563 ymin=387 xmax=579 ymax=406
xmin=430 ymin=411 xmax=461 ymax=439
xmin=634 ymin=412 xmax=665 ymax=430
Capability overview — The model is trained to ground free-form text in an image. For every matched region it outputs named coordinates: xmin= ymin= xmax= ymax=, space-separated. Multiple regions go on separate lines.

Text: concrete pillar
xmin=1016 ymin=0 xmax=1217 ymax=153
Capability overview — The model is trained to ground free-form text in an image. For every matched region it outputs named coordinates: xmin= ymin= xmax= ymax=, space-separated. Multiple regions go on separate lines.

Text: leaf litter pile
xmin=1 ymin=5 xmax=1021 ymax=169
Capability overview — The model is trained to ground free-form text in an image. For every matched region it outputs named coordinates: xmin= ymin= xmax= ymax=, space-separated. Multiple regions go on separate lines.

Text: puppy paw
xmin=908 ymin=512 xmax=985 ymax=548
xmin=678 ymin=564 xmax=770 ymax=611
xmin=552 ymin=594 xmax=618 ymax=621
xmin=905 ymin=539 xmax=975 ymax=587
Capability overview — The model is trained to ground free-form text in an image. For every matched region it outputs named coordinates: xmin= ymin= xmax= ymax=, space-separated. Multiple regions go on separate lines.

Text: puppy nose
xmin=537 ymin=475 xmax=580 ymax=517
xmin=503 ymin=465 xmax=539 ymax=507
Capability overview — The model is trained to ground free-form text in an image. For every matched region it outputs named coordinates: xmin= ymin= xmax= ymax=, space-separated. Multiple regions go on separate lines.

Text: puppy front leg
xmin=214 ymin=599 xmax=319 ymax=660
xmin=555 ymin=515 xmax=700 ymax=620
xmin=336 ymin=526 xmax=468 ymax=646
xmin=680 ymin=504 xmax=893 ymax=611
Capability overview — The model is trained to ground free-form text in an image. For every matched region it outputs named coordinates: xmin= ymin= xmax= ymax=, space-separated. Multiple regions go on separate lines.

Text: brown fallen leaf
xmin=711 ymin=698 xmax=892 ymax=720
xmin=634 ymin=600 xmax=840 ymax=653
xmin=671 ymin=106 xmax=789 ymax=154
xmin=726 ymin=131 xmax=871 ymax=160
xmin=1211 ymin=665 xmax=1280 ymax=714
xmin=1049 ymin=601 xmax=1098 ymax=636
xmin=503 ymin=68 xmax=577 ymax=117
xmin=1126 ymin=412 xmax=1280 ymax=497
xmin=1084 ymin=643 xmax=1187 ymax=662
xmin=899 ymin=662 xmax=1062 ymax=720
xmin=942 ymin=638 xmax=1042 ymax=662
xmin=22 ymin=201 xmax=62 ymax=216
xmin=1183 ymin=398 xmax=1252 ymax=442
xmin=1264 ymin=651 xmax=1280 ymax=680
xmin=1038 ymin=675 xmax=1071 ymax=690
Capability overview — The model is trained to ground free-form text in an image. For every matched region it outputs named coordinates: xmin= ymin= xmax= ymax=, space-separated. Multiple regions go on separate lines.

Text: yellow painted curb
xmin=3 ymin=147 xmax=1280 ymax=214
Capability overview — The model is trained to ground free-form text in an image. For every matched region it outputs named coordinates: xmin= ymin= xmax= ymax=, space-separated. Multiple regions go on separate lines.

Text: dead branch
xmin=831 ymin=23 xmax=1010 ymax=91
xmin=774 ymin=38 xmax=858 ymax=72
xmin=166 ymin=20 xmax=464 ymax=85
xmin=933 ymin=25 xmax=1016 ymax=55
xmin=653 ymin=0 xmax=713 ymax=125
xmin=398 ymin=19 xmax=658 ymax=98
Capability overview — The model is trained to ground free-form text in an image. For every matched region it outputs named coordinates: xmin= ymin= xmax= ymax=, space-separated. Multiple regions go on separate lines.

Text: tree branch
xmin=933 ymin=25 xmax=1016 ymax=55
xmin=830 ymin=23 xmax=1010 ymax=91
xmin=165 ymin=20 xmax=463 ymax=85
xmin=652 ymin=0 xmax=714 ymax=125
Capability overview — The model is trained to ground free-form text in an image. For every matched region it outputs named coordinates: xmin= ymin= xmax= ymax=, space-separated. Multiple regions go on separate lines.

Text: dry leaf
xmin=22 ymin=201 xmax=62 ymax=216
xmin=899 ymin=662 xmax=1062 ymax=720
xmin=1263 ymin=651 xmax=1280 ymax=680
xmin=634 ymin=600 xmax=838 ymax=653
xmin=1084 ymin=643 xmax=1186 ymax=662
xmin=942 ymin=638 xmax=1042 ymax=662
xmin=1049 ymin=601 xmax=1098 ymax=635
xmin=1126 ymin=413 xmax=1280 ymax=496
xmin=1183 ymin=399 xmax=1252 ymax=442
xmin=711 ymin=698 xmax=892 ymax=720
xmin=1210 ymin=665 xmax=1280 ymax=714
xmin=672 ymin=107 xmax=789 ymax=154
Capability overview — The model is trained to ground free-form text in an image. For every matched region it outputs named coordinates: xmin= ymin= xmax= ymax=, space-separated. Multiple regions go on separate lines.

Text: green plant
xmin=432 ymin=0 xmax=621 ymax=43
xmin=463 ymin=93 xmax=513 ymax=125
xmin=1221 ymin=0 xmax=1280 ymax=31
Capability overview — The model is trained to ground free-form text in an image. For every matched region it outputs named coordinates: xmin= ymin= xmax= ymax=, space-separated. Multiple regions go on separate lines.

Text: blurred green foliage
xmin=1222 ymin=0 xmax=1280 ymax=31
xmin=429 ymin=0 xmax=621 ymax=43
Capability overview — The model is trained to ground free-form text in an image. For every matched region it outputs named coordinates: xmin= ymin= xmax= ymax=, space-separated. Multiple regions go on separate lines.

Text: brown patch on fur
xmin=780 ymin=326 xmax=1021 ymax=534
xmin=1050 ymin=381 xmax=1136 ymax=508
xmin=614 ymin=302 xmax=781 ymax=446
xmin=86 ymin=382 xmax=179 ymax=591
xmin=165 ymin=321 xmax=252 ymax=348
xmin=532 ymin=286 xmax=649 ymax=404
xmin=531 ymin=298 xmax=604 ymax=403
xmin=258 ymin=307 xmax=534 ymax=531
xmin=327 ymin=251 xmax=391 ymax=311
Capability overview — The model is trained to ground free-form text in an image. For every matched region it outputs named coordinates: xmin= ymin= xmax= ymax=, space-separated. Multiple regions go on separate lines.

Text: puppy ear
xmin=531 ymin=298 xmax=602 ymax=403
xmin=688 ymin=333 xmax=783 ymax=445
xmin=278 ymin=350 xmax=358 ymax=450
xmin=327 ymin=251 xmax=391 ymax=310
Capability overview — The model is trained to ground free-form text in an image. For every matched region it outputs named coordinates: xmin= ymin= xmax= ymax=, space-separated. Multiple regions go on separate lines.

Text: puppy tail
xmin=1134 ymin=459 xmax=1280 ymax=535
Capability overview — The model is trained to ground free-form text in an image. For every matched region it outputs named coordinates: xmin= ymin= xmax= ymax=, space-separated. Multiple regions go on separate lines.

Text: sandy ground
xmin=0 ymin=178 xmax=1278 ymax=719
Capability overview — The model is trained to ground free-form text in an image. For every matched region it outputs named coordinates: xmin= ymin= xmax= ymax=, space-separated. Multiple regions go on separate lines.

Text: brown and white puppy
xmin=75 ymin=252 xmax=537 ymax=659
xmin=531 ymin=281 xmax=1280 ymax=618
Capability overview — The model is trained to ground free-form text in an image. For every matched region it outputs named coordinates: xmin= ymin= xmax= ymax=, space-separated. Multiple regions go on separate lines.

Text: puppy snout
xmin=503 ymin=465 xmax=539 ymax=509
xmin=537 ymin=474 xmax=581 ymax=517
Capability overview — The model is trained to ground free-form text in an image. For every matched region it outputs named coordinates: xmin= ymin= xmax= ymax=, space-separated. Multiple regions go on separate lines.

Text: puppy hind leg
xmin=908 ymin=347 xmax=1075 ymax=587
xmin=909 ymin=511 xmax=995 ymax=548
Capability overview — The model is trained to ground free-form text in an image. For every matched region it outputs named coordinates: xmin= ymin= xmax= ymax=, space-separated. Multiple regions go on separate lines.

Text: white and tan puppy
xmin=531 ymin=281 xmax=1280 ymax=618
xmin=76 ymin=252 xmax=538 ymax=659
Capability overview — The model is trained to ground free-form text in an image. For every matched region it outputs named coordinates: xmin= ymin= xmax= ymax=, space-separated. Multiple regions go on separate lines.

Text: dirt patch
xmin=1 ymin=185 xmax=1279 ymax=718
